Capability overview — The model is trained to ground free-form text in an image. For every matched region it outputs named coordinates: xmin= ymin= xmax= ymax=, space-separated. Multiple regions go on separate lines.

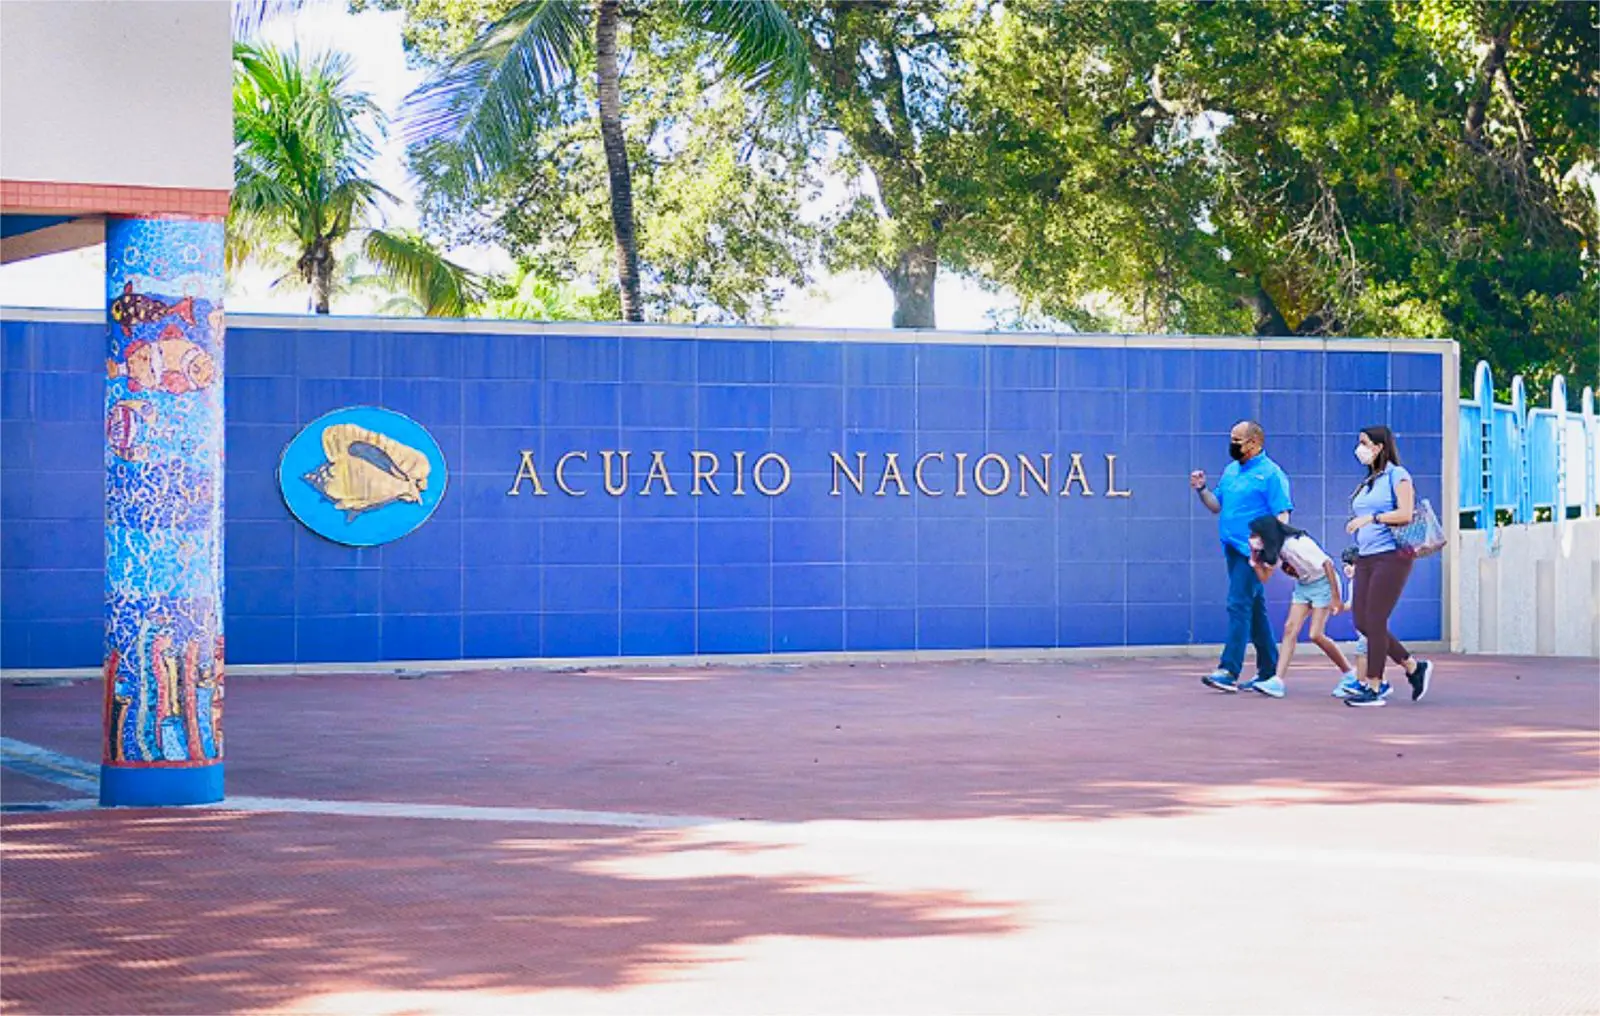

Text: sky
xmin=0 ymin=5 xmax=1013 ymax=330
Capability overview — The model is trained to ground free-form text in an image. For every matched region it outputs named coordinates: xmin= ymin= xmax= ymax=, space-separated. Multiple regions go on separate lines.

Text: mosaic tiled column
xmin=100 ymin=216 xmax=226 ymax=806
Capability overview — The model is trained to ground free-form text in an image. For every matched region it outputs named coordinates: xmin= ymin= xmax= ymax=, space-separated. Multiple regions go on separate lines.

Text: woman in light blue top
xmin=1342 ymin=425 xmax=1433 ymax=707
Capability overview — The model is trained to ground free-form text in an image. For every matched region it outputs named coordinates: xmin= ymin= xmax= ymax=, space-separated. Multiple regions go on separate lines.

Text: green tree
xmin=961 ymin=0 xmax=1597 ymax=392
xmin=478 ymin=263 xmax=611 ymax=320
xmin=787 ymin=1 xmax=993 ymax=328
xmin=392 ymin=0 xmax=810 ymax=322
xmin=230 ymin=42 xmax=482 ymax=315
xmin=397 ymin=17 xmax=822 ymax=324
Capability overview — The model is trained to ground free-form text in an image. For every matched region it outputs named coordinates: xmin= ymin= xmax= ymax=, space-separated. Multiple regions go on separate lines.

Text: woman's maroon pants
xmin=1353 ymin=550 xmax=1414 ymax=680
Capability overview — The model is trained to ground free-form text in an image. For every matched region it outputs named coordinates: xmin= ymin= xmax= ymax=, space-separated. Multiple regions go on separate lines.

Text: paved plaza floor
xmin=2 ymin=653 xmax=1597 ymax=1015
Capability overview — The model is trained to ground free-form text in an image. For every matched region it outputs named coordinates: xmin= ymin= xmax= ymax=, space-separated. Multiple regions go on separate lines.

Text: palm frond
xmin=361 ymin=229 xmax=485 ymax=317
xmin=481 ymin=266 xmax=591 ymax=321
xmin=680 ymin=0 xmax=810 ymax=93
xmin=399 ymin=0 xmax=590 ymax=187
xmin=232 ymin=0 xmax=305 ymax=40
xmin=326 ymin=176 xmax=394 ymax=233
xmin=301 ymin=49 xmax=386 ymax=161
xmin=233 ymin=39 xmax=386 ymax=257
xmin=373 ymin=293 xmax=428 ymax=317
xmin=224 ymin=208 xmax=297 ymax=276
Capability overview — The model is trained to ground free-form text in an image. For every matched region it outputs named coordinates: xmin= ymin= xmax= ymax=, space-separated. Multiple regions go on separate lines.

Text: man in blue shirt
xmin=1190 ymin=420 xmax=1294 ymax=696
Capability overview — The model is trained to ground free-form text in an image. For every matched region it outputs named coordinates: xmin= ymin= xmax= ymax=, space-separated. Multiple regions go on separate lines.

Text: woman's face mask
xmin=1355 ymin=443 xmax=1377 ymax=466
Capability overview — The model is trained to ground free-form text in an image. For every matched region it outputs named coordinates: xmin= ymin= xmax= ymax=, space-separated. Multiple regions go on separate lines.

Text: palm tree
xmin=480 ymin=264 xmax=610 ymax=321
xmin=401 ymin=0 xmax=809 ymax=323
xmin=231 ymin=42 xmax=482 ymax=315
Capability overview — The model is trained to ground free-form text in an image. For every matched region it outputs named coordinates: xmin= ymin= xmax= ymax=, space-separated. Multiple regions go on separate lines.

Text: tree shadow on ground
xmin=2 ymin=654 xmax=1596 ymax=827
xmin=0 ymin=808 xmax=1019 ymax=1016
xmin=2 ymin=654 xmax=1596 ymax=1014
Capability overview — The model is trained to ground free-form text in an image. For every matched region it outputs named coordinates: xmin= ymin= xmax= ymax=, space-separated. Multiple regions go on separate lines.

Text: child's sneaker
xmin=1246 ymin=675 xmax=1285 ymax=698
xmin=1201 ymin=671 xmax=1239 ymax=693
xmin=1332 ymin=673 xmax=1362 ymax=698
xmin=1344 ymin=684 xmax=1387 ymax=707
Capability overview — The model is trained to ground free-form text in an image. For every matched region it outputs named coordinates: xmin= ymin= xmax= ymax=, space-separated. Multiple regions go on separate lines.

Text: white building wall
xmin=1455 ymin=517 xmax=1600 ymax=658
xmin=0 ymin=0 xmax=231 ymax=192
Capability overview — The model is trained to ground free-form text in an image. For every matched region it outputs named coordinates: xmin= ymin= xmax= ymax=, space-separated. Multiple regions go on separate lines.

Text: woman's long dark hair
xmin=1356 ymin=424 xmax=1403 ymax=494
xmin=1249 ymin=514 xmax=1305 ymax=567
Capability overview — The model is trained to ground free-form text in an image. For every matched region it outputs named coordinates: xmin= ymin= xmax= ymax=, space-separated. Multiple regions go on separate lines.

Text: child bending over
xmin=1244 ymin=515 xmax=1355 ymax=698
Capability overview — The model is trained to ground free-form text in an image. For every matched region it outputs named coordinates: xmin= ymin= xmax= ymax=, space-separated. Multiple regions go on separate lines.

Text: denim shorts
xmin=1291 ymin=575 xmax=1335 ymax=608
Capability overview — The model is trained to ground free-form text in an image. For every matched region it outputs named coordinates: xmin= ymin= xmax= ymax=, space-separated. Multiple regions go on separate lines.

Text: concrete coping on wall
xmin=0 ymin=305 xmax=1458 ymax=354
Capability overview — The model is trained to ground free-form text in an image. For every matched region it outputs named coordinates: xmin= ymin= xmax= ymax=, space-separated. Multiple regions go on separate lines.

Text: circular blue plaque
xmin=279 ymin=406 xmax=448 ymax=547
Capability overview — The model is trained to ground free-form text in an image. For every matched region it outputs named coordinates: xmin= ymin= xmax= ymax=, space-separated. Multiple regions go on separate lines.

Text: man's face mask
xmin=1229 ymin=439 xmax=1247 ymax=461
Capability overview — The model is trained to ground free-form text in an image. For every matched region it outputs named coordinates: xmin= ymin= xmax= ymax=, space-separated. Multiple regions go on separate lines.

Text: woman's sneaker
xmin=1344 ymin=684 xmax=1387 ymax=707
xmin=1408 ymin=659 xmax=1433 ymax=701
xmin=1201 ymin=671 xmax=1239 ymax=693
xmin=1332 ymin=673 xmax=1363 ymax=698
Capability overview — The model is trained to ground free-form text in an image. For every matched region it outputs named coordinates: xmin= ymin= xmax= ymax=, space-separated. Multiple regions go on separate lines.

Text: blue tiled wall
xmin=1 ymin=317 xmax=1447 ymax=667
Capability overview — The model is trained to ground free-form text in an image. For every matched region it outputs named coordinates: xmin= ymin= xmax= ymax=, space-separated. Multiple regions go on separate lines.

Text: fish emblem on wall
xmin=279 ymin=407 xmax=448 ymax=546
xmin=304 ymin=423 xmax=433 ymax=521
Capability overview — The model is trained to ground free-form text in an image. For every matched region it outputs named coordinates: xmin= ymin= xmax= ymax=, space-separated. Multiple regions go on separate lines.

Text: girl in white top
xmin=1245 ymin=515 xmax=1356 ymax=697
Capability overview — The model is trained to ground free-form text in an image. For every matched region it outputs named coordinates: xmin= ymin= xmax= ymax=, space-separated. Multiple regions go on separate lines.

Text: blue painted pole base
xmin=99 ymin=763 xmax=224 ymax=807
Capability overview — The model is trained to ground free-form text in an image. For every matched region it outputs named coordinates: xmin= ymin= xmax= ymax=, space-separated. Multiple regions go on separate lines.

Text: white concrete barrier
xmin=1454 ymin=517 xmax=1600 ymax=657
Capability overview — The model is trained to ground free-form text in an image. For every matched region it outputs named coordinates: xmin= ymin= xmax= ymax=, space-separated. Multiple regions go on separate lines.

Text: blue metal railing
xmin=1458 ymin=361 xmax=1599 ymax=532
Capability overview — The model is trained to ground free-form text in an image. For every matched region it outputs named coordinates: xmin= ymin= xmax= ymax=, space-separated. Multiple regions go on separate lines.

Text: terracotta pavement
xmin=2 ymin=654 xmax=1597 ymax=1015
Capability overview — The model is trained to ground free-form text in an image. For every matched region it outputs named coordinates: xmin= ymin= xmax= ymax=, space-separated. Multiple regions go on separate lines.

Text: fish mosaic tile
xmin=102 ymin=217 xmax=225 ymax=769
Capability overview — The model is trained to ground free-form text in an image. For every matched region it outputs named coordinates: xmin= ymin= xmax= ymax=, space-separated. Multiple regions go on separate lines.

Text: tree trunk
xmin=303 ymin=239 xmax=334 ymax=315
xmin=595 ymin=0 xmax=643 ymax=323
xmin=884 ymin=242 xmax=937 ymax=329
xmin=1238 ymin=276 xmax=1291 ymax=336
xmin=1464 ymin=32 xmax=1505 ymax=148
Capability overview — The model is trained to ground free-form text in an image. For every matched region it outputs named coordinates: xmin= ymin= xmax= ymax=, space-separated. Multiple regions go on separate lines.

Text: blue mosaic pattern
xmin=102 ymin=217 xmax=225 ymax=766
xmin=1 ymin=321 xmax=1448 ymax=668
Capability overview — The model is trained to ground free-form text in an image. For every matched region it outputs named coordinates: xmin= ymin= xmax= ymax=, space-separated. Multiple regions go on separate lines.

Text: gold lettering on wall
xmin=508 ymin=448 xmax=1133 ymax=502
xmin=507 ymin=451 xmax=548 ymax=496
xmin=752 ymin=452 xmax=791 ymax=496
xmin=831 ymin=451 xmax=867 ymax=496
xmin=639 ymin=451 xmax=678 ymax=496
xmin=1105 ymin=453 xmax=1132 ymax=498
xmin=1060 ymin=452 xmax=1094 ymax=496
xmin=974 ymin=453 xmax=1011 ymax=496
xmin=914 ymin=452 xmax=945 ymax=496
xmin=555 ymin=451 xmax=588 ymax=497
xmin=876 ymin=452 xmax=912 ymax=497
xmin=601 ymin=450 xmax=631 ymax=496
xmin=1017 ymin=453 xmax=1052 ymax=497
xmin=691 ymin=451 xmax=721 ymax=496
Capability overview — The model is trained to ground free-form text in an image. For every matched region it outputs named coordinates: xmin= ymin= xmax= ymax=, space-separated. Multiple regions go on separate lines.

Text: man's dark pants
xmin=1220 ymin=545 xmax=1278 ymax=679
